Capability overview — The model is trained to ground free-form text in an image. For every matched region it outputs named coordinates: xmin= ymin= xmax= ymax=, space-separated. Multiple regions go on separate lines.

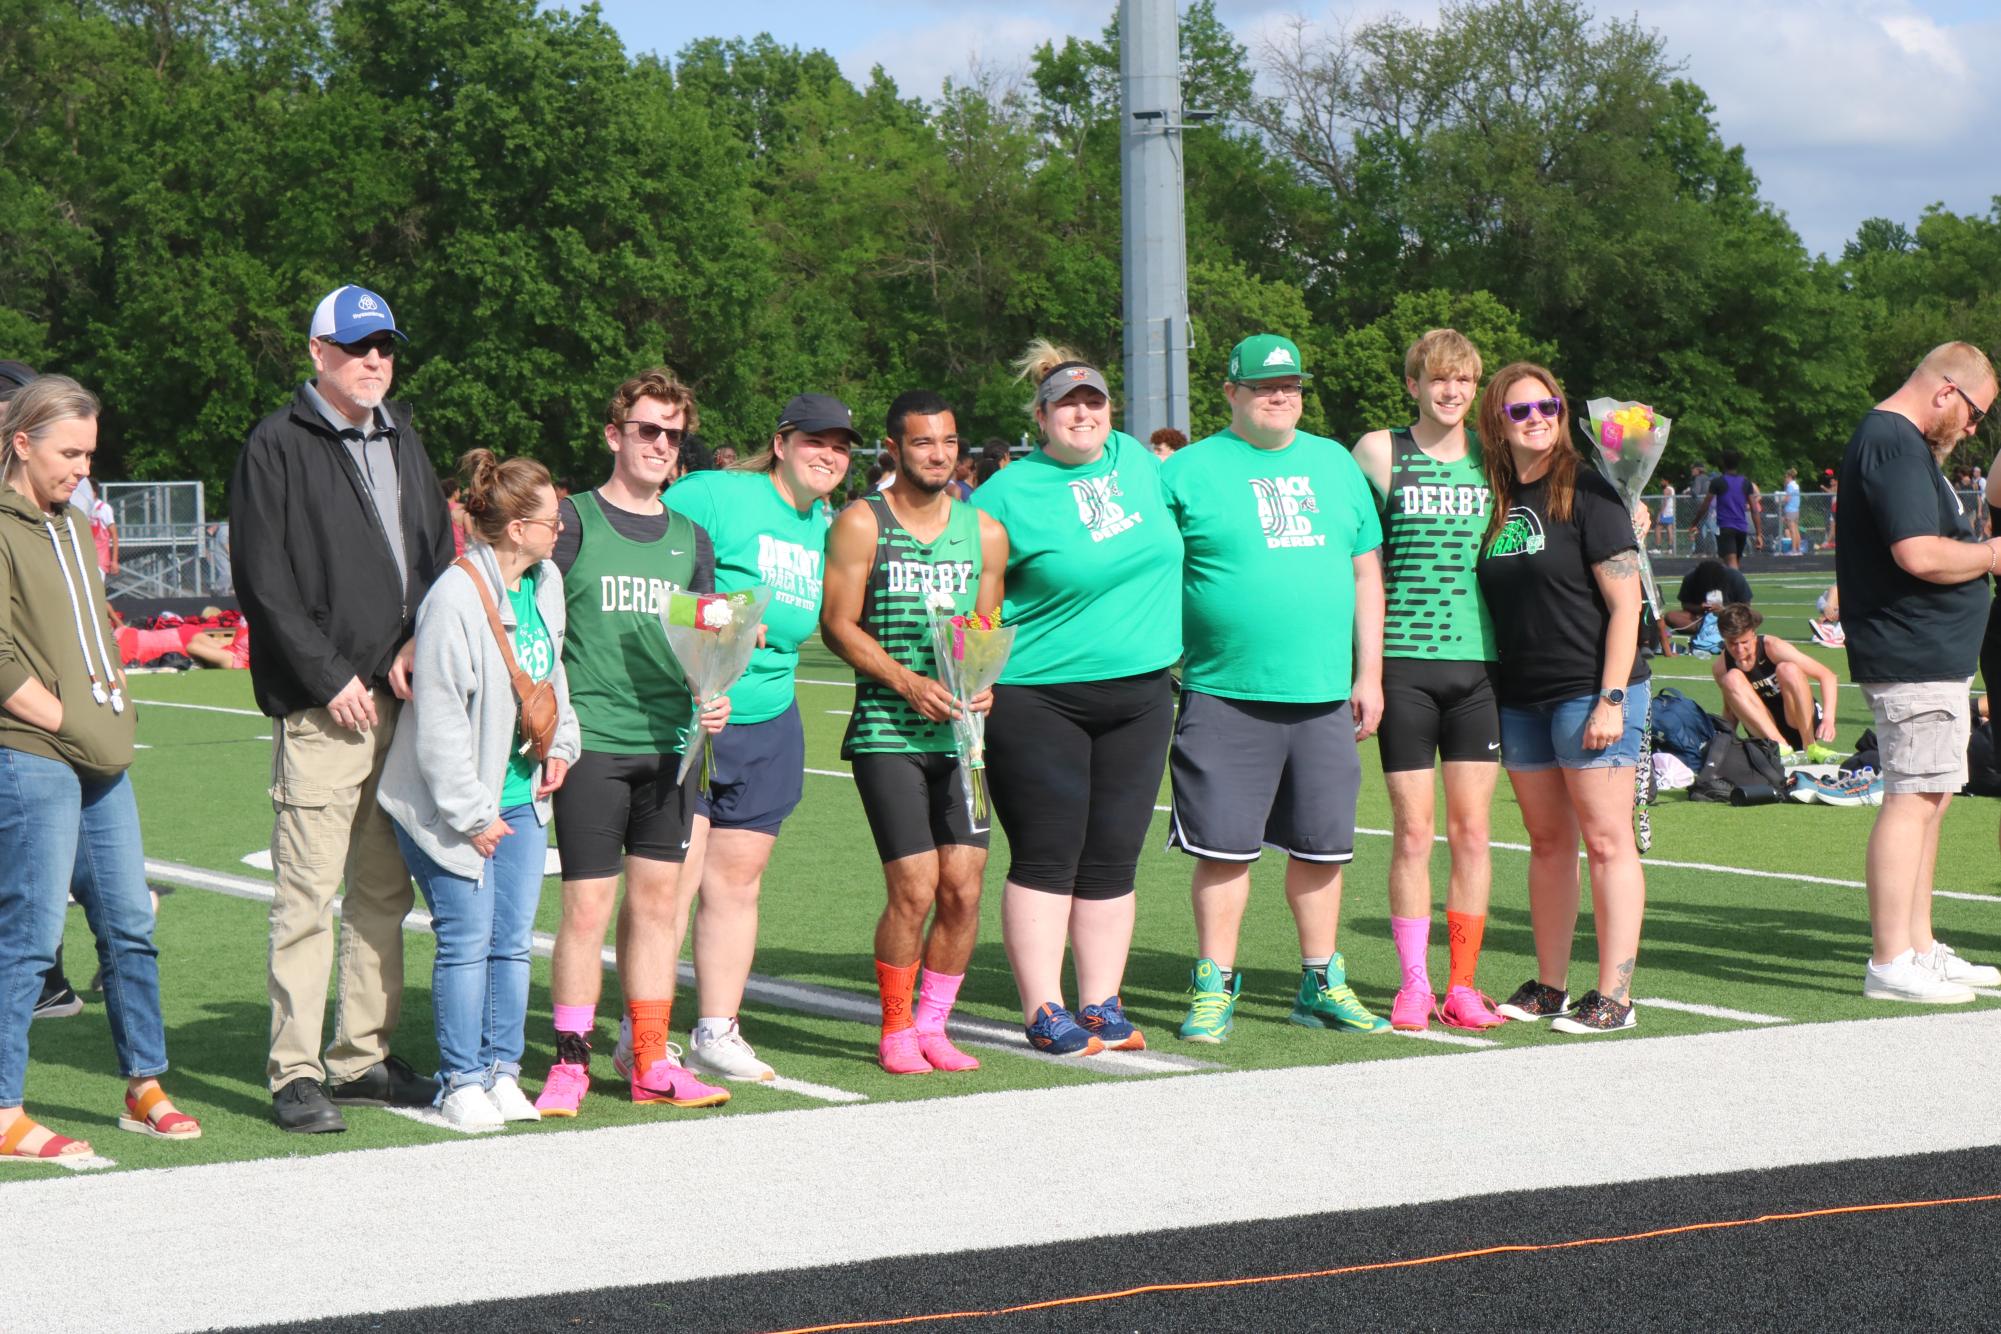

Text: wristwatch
xmin=1599 ymin=688 xmax=1626 ymax=707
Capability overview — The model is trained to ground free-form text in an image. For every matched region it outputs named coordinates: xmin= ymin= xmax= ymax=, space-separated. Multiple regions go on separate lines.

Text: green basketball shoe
xmin=1178 ymin=958 xmax=1241 ymax=1044
xmin=1289 ymin=954 xmax=1390 ymax=1034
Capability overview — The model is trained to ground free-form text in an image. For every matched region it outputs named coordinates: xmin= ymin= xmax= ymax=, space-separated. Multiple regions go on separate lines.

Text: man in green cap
xmin=1159 ymin=333 xmax=1390 ymax=1042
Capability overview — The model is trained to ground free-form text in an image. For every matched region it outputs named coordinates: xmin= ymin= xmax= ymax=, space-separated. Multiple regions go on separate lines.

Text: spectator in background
xmin=440 ymin=477 xmax=467 ymax=557
xmin=948 ymin=451 xmax=976 ymax=501
xmin=1690 ymin=449 xmax=1760 ymax=567
xmin=1782 ymin=468 xmax=1803 ymax=554
xmin=1655 ymin=480 xmax=1677 ymax=555
xmin=1688 ymin=462 xmax=1717 ymax=556
xmin=712 ymin=445 xmax=738 ymax=471
xmin=1664 ymin=558 xmax=1753 ymax=631
xmin=1147 ymin=426 xmax=1188 ymax=461
xmin=1825 ymin=472 xmax=1839 ymax=549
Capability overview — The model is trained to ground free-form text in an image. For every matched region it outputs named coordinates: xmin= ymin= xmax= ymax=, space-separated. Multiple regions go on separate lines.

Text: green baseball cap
xmin=1227 ymin=333 xmax=1311 ymax=383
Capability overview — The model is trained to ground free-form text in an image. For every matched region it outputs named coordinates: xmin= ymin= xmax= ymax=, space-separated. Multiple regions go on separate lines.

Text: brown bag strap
xmin=454 ymin=556 xmax=539 ymax=705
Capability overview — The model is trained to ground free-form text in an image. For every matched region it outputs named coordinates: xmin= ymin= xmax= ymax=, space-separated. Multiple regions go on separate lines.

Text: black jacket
xmin=230 ymin=385 xmax=454 ymax=718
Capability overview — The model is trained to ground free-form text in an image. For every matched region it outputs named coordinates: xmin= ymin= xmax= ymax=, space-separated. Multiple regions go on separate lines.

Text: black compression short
xmin=551 ymin=748 xmax=696 ymax=880
xmin=1377 ymin=658 xmax=1500 ymax=773
xmin=851 ymin=751 xmax=991 ymax=863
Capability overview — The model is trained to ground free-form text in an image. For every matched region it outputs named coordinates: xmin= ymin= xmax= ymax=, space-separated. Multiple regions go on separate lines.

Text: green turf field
xmin=13 ymin=570 xmax=2000 ymax=1176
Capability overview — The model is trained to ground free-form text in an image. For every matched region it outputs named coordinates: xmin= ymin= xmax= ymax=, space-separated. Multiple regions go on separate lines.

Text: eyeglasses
xmin=1237 ymin=381 xmax=1303 ymax=398
xmin=330 ymin=336 xmax=398 ymax=359
xmin=1503 ymin=397 xmax=1564 ymax=424
xmin=516 ymin=513 xmax=563 ymax=533
xmin=623 ymin=421 xmax=686 ymax=446
xmin=1944 ymin=378 xmax=1988 ymax=428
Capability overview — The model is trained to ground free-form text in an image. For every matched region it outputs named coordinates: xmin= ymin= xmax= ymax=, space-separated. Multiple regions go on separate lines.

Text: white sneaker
xmin=1863 ymin=956 xmax=1976 ymax=1004
xmin=1917 ymin=941 xmax=2001 ymax=988
xmin=686 ymin=1020 xmax=775 ymax=1082
xmin=487 ymin=1075 xmax=542 ymax=1122
xmin=439 ymin=1083 xmax=506 ymax=1130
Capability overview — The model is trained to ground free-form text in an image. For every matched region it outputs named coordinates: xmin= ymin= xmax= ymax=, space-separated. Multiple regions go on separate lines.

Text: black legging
xmin=984 ymin=671 xmax=1174 ymax=898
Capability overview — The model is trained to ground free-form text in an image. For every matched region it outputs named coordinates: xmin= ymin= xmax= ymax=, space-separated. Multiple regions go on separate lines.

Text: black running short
xmin=851 ymin=752 xmax=991 ymax=863
xmin=984 ymin=670 xmax=1174 ymax=898
xmin=1716 ymin=528 xmax=1750 ymax=560
xmin=1377 ymin=658 xmax=1501 ymax=773
xmin=1166 ymin=691 xmax=1358 ymax=862
xmin=694 ymin=702 xmax=806 ymax=836
xmin=552 ymin=748 xmax=697 ymax=880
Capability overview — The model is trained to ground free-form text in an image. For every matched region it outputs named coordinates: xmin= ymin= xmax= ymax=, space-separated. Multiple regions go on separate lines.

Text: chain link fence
xmin=1635 ymin=489 xmax=1989 ymax=557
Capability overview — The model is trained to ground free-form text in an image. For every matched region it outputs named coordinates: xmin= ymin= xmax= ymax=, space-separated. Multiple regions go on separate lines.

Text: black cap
xmin=0 ymin=360 xmax=36 ymax=401
xmin=775 ymin=392 xmax=862 ymax=444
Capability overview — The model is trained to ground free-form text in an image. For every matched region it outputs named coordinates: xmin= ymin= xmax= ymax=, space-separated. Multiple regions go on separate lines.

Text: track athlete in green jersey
xmin=1163 ymin=334 xmax=1390 ymax=1045
xmin=537 ymin=370 xmax=731 ymax=1117
xmin=822 ymin=391 xmax=1009 ymax=1075
xmin=1350 ymin=329 xmax=1506 ymax=1034
xmin=666 ymin=394 xmax=852 ymax=1084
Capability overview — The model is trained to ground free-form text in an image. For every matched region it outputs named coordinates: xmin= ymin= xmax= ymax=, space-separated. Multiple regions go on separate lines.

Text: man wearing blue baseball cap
xmin=230 ymin=285 xmax=456 ymax=1132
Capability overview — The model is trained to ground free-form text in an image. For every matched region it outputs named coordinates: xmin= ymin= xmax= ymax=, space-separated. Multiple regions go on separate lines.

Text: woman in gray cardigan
xmin=378 ymin=450 xmax=581 ymax=1130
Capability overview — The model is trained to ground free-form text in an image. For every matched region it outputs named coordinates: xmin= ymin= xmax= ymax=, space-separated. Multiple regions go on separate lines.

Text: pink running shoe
xmin=1390 ymin=983 xmax=1433 ymax=1032
xmin=915 ymin=1030 xmax=980 ymax=1072
xmin=534 ymin=1033 xmax=594 ymax=1117
xmin=631 ymin=1046 xmax=730 ymax=1108
xmin=879 ymin=1029 xmax=933 ymax=1075
xmin=1437 ymin=985 xmax=1508 ymax=1031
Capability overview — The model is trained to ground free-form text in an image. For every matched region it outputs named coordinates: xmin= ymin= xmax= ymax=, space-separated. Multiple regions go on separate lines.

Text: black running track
xmin=230 ymin=1146 xmax=2001 ymax=1333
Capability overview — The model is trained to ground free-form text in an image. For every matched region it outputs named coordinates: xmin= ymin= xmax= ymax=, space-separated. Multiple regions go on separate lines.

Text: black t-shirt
xmin=1835 ymin=410 xmax=1987 ymax=682
xmin=552 ymin=491 xmax=717 ymax=592
xmin=1676 ymin=560 xmax=1753 ymax=611
xmin=1476 ymin=469 xmax=1650 ymax=706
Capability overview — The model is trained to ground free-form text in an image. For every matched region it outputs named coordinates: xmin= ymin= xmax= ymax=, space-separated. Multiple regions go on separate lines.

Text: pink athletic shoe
xmin=631 ymin=1047 xmax=730 ymax=1108
xmin=534 ymin=1061 xmax=589 ymax=1117
xmin=1390 ymin=983 xmax=1433 ymax=1032
xmin=914 ymin=1030 xmax=980 ymax=1072
xmin=879 ymin=1029 xmax=933 ymax=1075
xmin=1437 ymin=985 xmax=1508 ymax=1031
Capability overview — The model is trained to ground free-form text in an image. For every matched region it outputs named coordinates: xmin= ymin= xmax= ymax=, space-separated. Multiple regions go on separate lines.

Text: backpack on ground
xmin=1689 ymin=732 xmax=1786 ymax=803
xmin=1650 ymin=687 xmax=1716 ymax=771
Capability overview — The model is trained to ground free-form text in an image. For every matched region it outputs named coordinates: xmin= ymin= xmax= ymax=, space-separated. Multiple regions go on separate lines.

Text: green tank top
xmin=841 ymin=493 xmax=983 ymax=756
xmin=560 ymin=491 xmax=699 ymax=754
xmin=1380 ymin=428 xmax=1497 ymax=661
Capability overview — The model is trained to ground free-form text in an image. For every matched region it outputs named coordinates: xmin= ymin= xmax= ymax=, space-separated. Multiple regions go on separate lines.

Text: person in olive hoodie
xmin=230 ymin=286 xmax=455 ymax=1133
xmin=0 ymin=375 xmax=200 ymax=1162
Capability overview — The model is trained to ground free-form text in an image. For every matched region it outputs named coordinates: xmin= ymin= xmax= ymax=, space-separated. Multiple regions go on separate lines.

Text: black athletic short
xmin=694 ymin=702 xmax=806 ymax=836
xmin=984 ymin=670 xmax=1174 ymax=898
xmin=1716 ymin=528 xmax=1750 ymax=560
xmin=1166 ymin=691 xmax=1358 ymax=862
xmin=552 ymin=748 xmax=697 ymax=880
xmin=1377 ymin=658 xmax=1501 ymax=773
xmin=851 ymin=752 xmax=991 ymax=863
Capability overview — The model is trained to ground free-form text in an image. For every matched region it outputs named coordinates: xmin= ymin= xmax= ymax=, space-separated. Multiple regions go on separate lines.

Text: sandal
xmin=118 ymin=1085 xmax=201 ymax=1141
xmin=0 ymin=1115 xmax=93 ymax=1162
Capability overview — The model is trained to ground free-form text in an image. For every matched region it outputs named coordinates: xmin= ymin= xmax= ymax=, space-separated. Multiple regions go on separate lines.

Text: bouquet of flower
xmin=925 ymin=597 xmax=1016 ymax=824
xmin=658 ymin=586 xmax=774 ymax=787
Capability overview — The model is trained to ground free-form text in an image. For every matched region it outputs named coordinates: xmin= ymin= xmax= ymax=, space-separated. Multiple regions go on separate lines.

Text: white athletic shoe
xmin=487 ymin=1075 xmax=542 ymax=1122
xmin=686 ymin=1020 xmax=776 ymax=1082
xmin=1863 ymin=956 xmax=1975 ymax=1005
xmin=1916 ymin=941 xmax=2001 ymax=988
xmin=440 ymin=1083 xmax=506 ymax=1130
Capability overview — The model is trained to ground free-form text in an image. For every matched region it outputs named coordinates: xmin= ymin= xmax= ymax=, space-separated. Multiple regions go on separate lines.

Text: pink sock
xmin=552 ymin=1003 xmax=595 ymax=1037
xmin=1390 ymin=916 xmax=1432 ymax=994
xmin=913 ymin=970 xmax=965 ymax=1034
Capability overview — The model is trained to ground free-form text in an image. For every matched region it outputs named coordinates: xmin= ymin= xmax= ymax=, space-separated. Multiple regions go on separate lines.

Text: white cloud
xmin=836 ymin=13 xmax=1075 ymax=102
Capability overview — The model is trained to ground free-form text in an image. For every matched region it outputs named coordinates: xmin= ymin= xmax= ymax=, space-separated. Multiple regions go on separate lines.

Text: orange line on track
xmin=763 ymin=1192 xmax=2001 ymax=1334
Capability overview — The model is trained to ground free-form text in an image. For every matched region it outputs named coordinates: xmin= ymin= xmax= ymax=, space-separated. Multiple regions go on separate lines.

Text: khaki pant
xmin=266 ymin=688 xmax=414 ymax=1091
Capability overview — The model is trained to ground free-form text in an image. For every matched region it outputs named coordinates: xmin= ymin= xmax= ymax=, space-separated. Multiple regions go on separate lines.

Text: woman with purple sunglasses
xmin=1472 ymin=362 xmax=1650 ymax=1036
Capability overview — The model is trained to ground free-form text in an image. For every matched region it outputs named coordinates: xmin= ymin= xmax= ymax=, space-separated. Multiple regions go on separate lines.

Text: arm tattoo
xmin=1611 ymin=957 xmax=1635 ymax=1003
xmin=1597 ymin=549 xmax=1641 ymax=579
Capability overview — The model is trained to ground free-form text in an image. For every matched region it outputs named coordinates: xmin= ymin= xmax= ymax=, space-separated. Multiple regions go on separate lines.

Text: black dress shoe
xmin=273 ymin=1078 xmax=348 ymax=1134
xmin=327 ymin=1054 xmax=439 ymax=1108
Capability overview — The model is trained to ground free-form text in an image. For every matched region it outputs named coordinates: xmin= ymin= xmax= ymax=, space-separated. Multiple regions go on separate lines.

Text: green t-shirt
xmin=1376 ymin=428 xmax=1496 ymax=661
xmin=500 ymin=570 xmax=554 ymax=809
xmin=1161 ymin=427 xmax=1382 ymax=703
xmin=666 ymin=469 xmax=828 ymax=724
xmin=971 ymin=430 xmax=1182 ymax=685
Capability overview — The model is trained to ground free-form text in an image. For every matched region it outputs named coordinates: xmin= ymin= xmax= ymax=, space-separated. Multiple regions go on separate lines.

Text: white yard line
xmin=768 ymin=1076 xmax=869 ymax=1104
xmin=1634 ymin=997 xmax=1787 ymax=1025
xmin=381 ymin=1105 xmax=504 ymax=1135
xmin=1392 ymin=1028 xmax=1497 ymax=1048
xmin=127 ymin=697 xmax=264 ymax=717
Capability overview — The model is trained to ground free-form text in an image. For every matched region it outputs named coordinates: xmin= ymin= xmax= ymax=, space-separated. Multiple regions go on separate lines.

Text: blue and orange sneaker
xmin=1077 ymin=995 xmax=1146 ymax=1051
xmin=1024 ymin=1002 xmax=1103 ymax=1056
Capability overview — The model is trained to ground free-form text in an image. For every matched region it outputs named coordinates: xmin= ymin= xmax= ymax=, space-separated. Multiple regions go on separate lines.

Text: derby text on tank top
xmin=842 ymin=492 xmax=983 ymax=757
xmin=561 ymin=491 xmax=699 ymax=754
xmin=1381 ymin=428 xmax=1496 ymax=661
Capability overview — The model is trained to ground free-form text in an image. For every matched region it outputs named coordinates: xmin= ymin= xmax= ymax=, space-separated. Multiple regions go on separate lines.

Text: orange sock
xmin=875 ymin=960 xmax=919 ymax=1034
xmin=1446 ymin=911 xmax=1486 ymax=992
xmin=626 ymin=999 xmax=672 ymax=1074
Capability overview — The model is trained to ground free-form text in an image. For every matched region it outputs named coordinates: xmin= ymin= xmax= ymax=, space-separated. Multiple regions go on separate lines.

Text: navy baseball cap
xmin=776 ymin=393 xmax=862 ymax=444
xmin=309 ymin=285 xmax=406 ymax=344
xmin=0 ymin=360 xmax=35 ymax=401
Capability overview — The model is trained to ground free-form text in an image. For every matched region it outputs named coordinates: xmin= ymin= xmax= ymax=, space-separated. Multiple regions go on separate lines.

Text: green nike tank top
xmin=1381 ymin=428 xmax=1497 ymax=661
xmin=561 ymin=491 xmax=699 ymax=754
xmin=841 ymin=493 xmax=982 ymax=757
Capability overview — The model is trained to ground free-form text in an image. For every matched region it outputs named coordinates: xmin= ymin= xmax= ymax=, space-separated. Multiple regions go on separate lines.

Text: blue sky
xmin=556 ymin=1 xmax=2001 ymax=259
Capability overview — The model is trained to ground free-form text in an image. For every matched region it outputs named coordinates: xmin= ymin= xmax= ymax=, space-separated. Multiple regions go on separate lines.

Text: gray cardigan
xmin=377 ymin=541 xmax=581 ymax=879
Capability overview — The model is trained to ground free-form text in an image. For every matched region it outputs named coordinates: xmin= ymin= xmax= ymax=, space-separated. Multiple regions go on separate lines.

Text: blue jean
xmin=0 ymin=749 xmax=167 ymax=1106
xmin=392 ymin=805 xmax=546 ymax=1094
xmin=1500 ymin=681 xmax=1652 ymax=772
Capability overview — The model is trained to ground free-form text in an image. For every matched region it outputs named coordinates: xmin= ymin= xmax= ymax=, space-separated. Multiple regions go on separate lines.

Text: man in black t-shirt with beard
xmin=1838 ymin=342 xmax=2001 ymax=1005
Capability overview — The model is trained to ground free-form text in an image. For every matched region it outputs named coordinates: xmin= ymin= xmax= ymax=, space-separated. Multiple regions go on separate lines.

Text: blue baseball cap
xmin=309 ymin=285 xmax=406 ymax=344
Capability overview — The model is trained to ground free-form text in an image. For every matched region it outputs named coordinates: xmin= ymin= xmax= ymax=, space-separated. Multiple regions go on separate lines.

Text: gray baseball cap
xmin=1035 ymin=361 xmax=1110 ymax=409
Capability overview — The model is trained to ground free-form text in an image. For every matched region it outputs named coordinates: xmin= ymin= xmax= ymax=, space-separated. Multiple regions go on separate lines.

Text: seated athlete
xmin=1713 ymin=603 xmax=1839 ymax=757
xmin=1664 ymin=559 xmax=1752 ymax=631
xmin=1810 ymin=584 xmax=1844 ymax=647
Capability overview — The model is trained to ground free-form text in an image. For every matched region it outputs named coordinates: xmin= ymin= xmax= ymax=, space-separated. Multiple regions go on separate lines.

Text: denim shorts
xmin=1499 ymin=681 xmax=1652 ymax=772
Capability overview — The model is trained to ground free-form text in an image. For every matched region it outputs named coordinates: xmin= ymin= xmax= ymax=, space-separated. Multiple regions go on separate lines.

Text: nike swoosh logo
xmin=669 ymin=549 xmax=685 ymax=556
xmin=1487 ymin=742 xmax=1500 ymax=750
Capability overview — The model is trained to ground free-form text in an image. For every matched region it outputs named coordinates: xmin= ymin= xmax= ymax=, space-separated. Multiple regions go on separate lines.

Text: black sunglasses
xmin=1503 ymin=396 xmax=1563 ymax=424
xmin=1944 ymin=378 xmax=1988 ymax=428
xmin=331 ymin=336 xmax=398 ymax=359
xmin=624 ymin=421 xmax=686 ymax=446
